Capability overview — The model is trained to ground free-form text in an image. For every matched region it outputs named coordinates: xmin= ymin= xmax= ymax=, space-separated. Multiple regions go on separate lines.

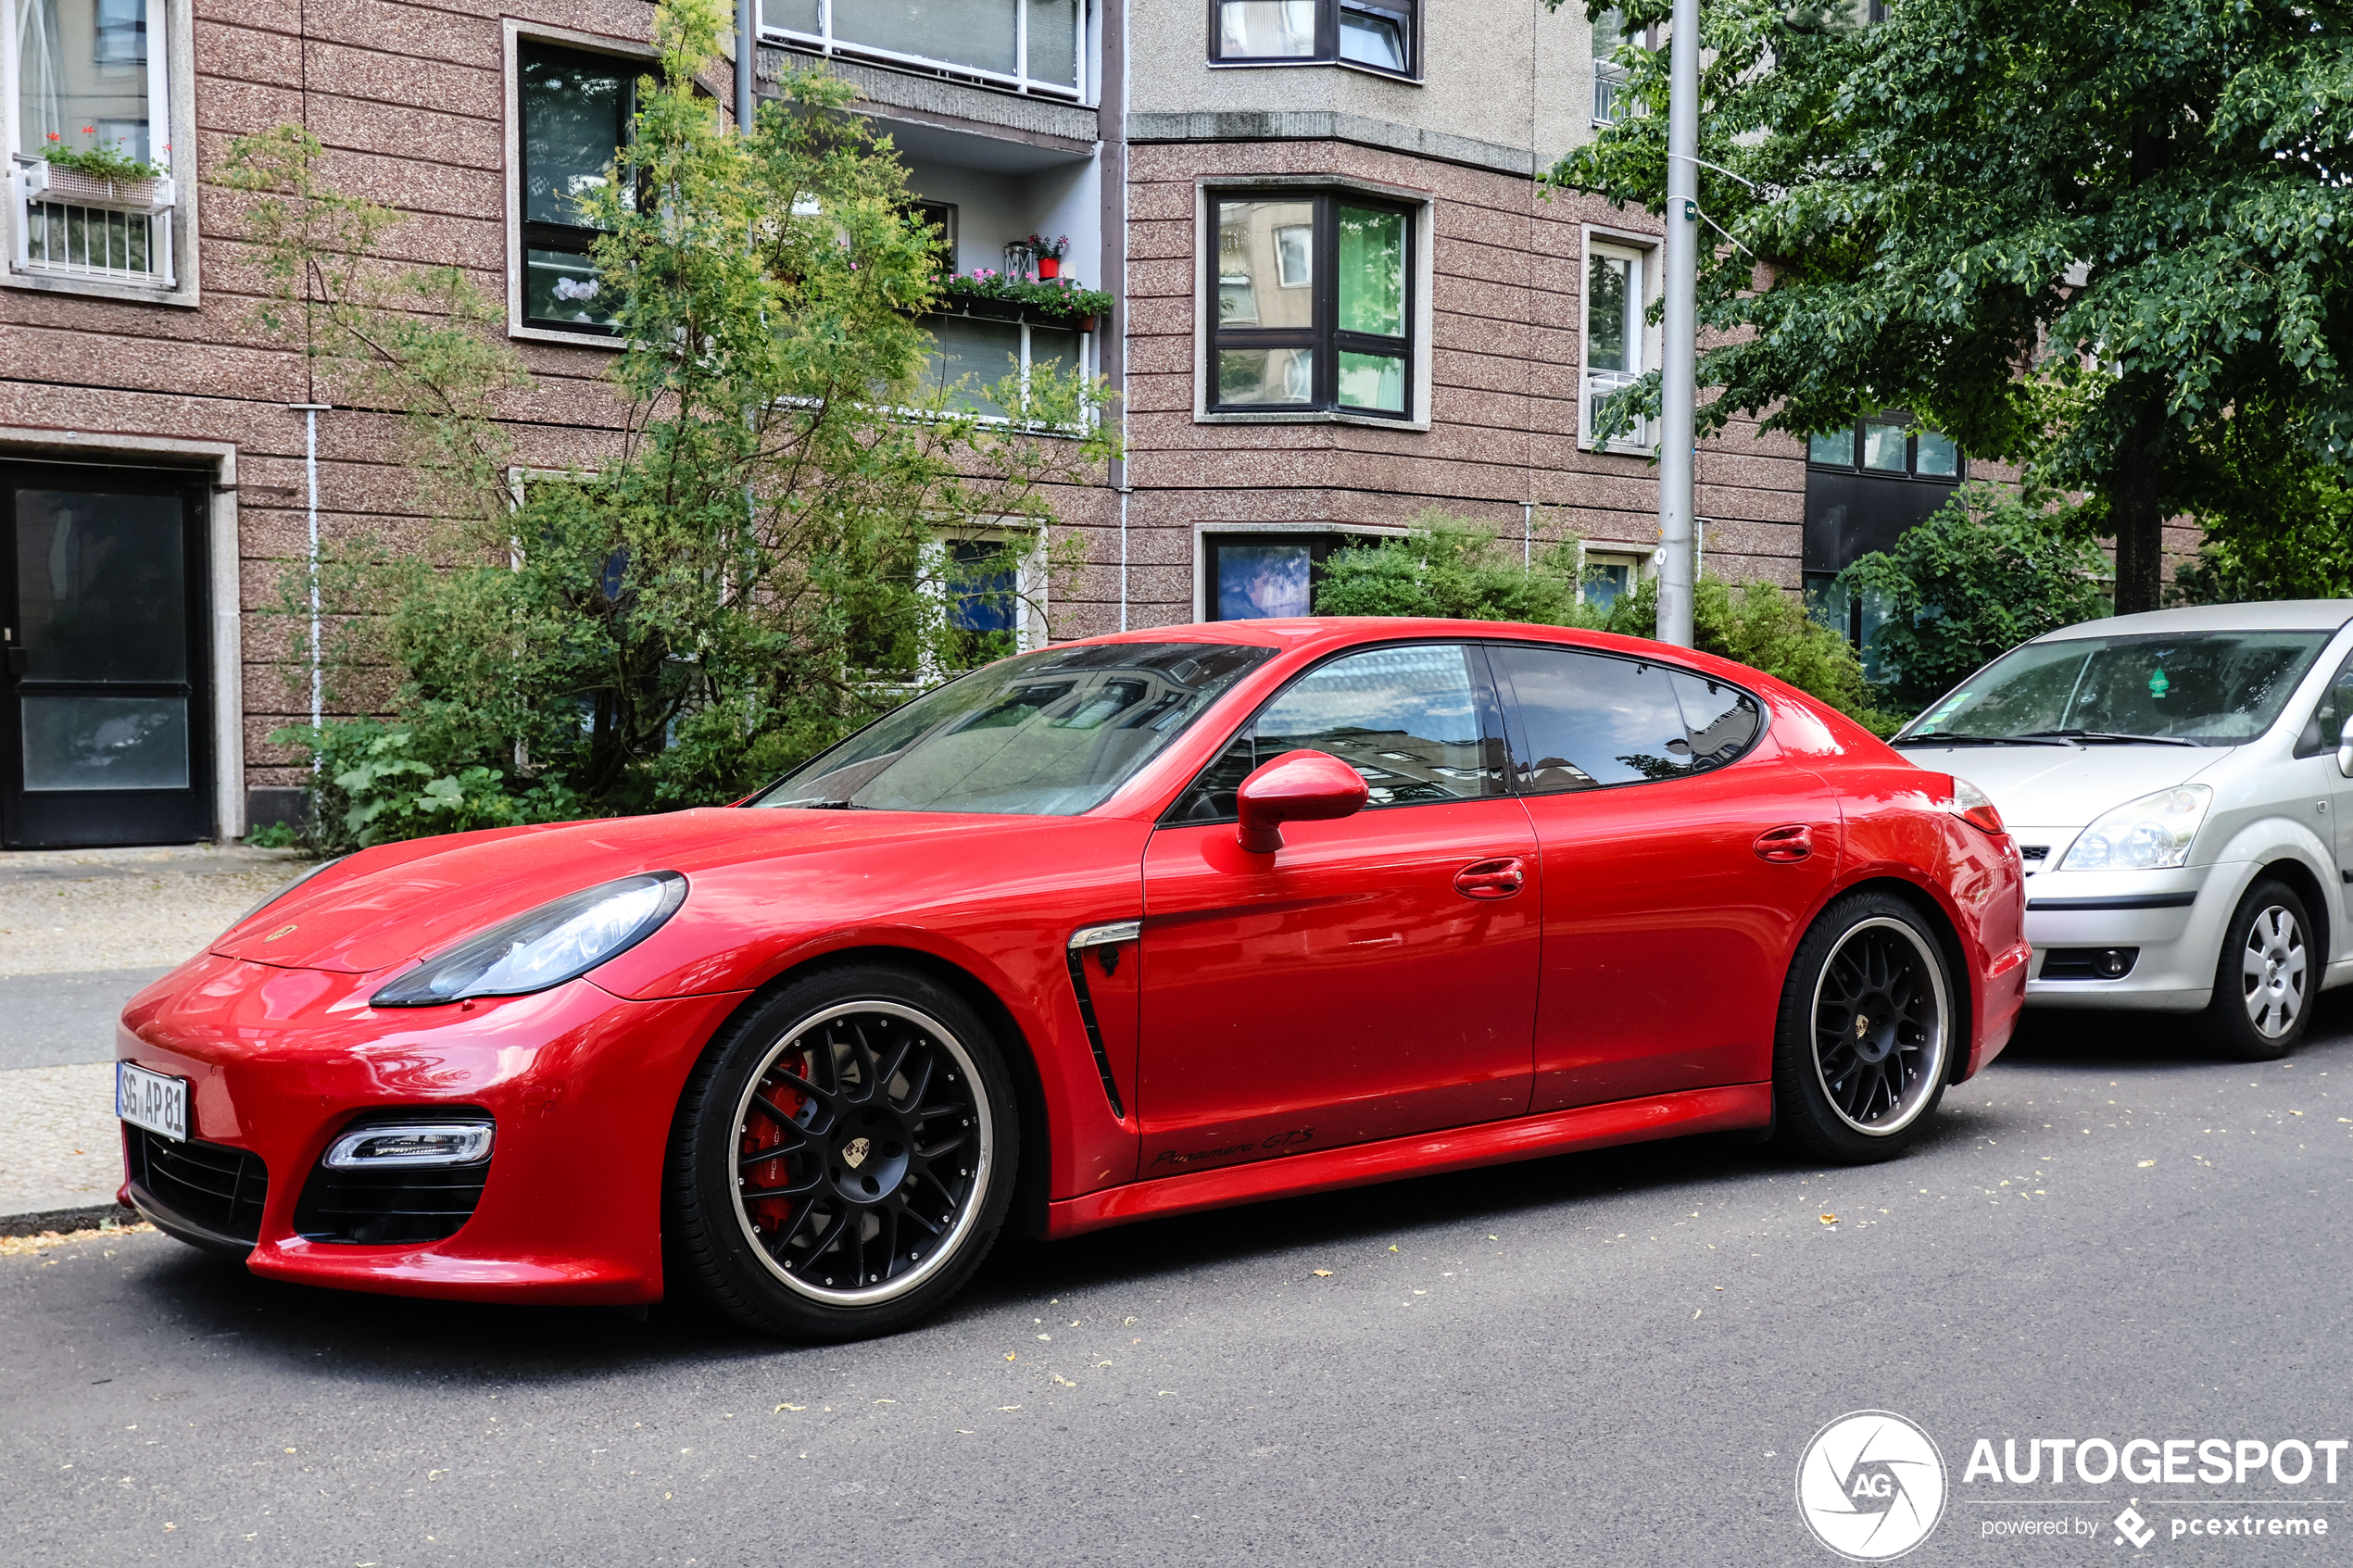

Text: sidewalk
xmin=0 ymin=844 xmax=306 ymax=1234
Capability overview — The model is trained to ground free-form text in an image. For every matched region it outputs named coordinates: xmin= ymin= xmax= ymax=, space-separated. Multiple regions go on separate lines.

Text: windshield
xmin=1896 ymin=631 xmax=2330 ymax=747
xmin=753 ymin=642 xmax=1274 ymax=815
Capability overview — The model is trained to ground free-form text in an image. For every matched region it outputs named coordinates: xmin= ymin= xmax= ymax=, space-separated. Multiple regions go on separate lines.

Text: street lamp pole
xmin=1655 ymin=0 xmax=1701 ymax=648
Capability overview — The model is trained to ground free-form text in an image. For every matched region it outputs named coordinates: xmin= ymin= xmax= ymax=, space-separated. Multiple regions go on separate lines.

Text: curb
xmin=1 ymin=1201 xmax=140 ymax=1238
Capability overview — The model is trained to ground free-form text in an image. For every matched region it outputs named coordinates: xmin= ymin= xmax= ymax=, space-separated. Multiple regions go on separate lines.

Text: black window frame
xmin=517 ymin=40 xmax=642 ymax=338
xmin=1203 ymin=531 xmax=1347 ymax=622
xmin=1806 ymin=414 xmax=1967 ymax=483
xmin=1208 ymin=0 xmax=1419 ymax=77
xmin=1207 ymin=190 xmax=1416 ymax=420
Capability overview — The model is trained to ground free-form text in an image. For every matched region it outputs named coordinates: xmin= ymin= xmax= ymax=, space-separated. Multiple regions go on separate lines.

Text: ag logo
xmin=1796 ymin=1410 xmax=1946 ymax=1561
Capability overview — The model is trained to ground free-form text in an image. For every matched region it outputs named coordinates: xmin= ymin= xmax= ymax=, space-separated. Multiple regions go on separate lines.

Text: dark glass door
xmin=1 ymin=465 xmax=212 ymax=847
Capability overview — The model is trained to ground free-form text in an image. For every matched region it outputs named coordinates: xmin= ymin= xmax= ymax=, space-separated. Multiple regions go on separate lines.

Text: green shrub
xmin=1601 ymin=573 xmax=1902 ymax=734
xmin=1839 ymin=484 xmax=2110 ymax=715
xmin=272 ymin=719 xmax=587 ymax=853
xmin=1313 ymin=513 xmax=1591 ymax=623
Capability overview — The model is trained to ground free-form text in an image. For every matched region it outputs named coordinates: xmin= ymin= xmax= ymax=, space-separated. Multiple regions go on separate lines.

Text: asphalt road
xmin=5 ymin=1000 xmax=2349 ymax=1568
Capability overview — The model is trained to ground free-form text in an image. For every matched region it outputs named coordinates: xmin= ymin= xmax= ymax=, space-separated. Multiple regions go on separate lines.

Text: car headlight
xmin=371 ymin=872 xmax=687 ymax=1008
xmin=2059 ymin=785 xmax=2213 ymax=872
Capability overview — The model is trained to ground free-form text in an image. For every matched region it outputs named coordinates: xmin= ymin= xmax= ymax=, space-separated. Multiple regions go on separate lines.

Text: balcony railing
xmin=763 ymin=0 xmax=1086 ymax=101
xmin=1582 ymin=368 xmax=1655 ymax=452
xmin=1592 ymin=61 xmax=1627 ymax=124
xmin=11 ymin=160 xmax=176 ymax=286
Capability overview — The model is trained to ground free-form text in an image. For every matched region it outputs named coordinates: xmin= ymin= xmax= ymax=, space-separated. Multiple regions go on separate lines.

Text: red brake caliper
xmin=741 ymin=1061 xmax=808 ymax=1238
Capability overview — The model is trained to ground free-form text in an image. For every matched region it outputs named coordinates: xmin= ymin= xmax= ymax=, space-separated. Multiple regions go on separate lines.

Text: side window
xmin=519 ymin=43 xmax=635 ymax=334
xmin=1169 ymin=644 xmax=1504 ymax=821
xmin=1493 ymin=645 xmax=1761 ymax=791
xmin=2296 ymin=651 xmax=2353 ymax=757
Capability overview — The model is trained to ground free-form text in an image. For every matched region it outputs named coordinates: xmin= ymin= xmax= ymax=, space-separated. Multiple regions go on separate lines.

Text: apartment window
xmin=1582 ymin=549 xmax=1643 ymax=611
xmin=1807 ymin=416 xmax=1964 ymax=481
xmin=908 ymin=198 xmax=957 ymax=270
xmin=1582 ymin=242 xmax=1654 ymax=451
xmin=924 ymin=314 xmax=1085 ymax=419
xmin=1212 ymin=0 xmax=1416 ymax=76
xmin=1803 ymin=414 xmax=1964 ymax=665
xmin=763 ymin=0 xmax=1085 ymax=101
xmin=1591 ymin=7 xmax=1629 ymax=124
xmin=1210 ymin=194 xmax=1413 ymax=419
xmin=8 ymin=0 xmax=178 ymax=288
xmin=518 ymin=42 xmax=635 ymax=334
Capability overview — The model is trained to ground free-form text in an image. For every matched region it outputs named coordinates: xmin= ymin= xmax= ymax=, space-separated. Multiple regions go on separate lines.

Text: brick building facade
xmin=0 ymin=0 xmax=1944 ymax=847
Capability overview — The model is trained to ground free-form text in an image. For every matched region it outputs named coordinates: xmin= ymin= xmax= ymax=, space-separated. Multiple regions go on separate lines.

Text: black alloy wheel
xmin=666 ymin=964 xmax=1018 ymax=1341
xmin=1773 ymin=892 xmax=1956 ymax=1162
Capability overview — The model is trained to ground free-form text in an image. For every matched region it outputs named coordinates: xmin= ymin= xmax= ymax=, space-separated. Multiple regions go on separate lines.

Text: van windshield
xmin=1894 ymin=631 xmax=2330 ymax=748
xmin=751 ymin=642 xmax=1272 ymax=814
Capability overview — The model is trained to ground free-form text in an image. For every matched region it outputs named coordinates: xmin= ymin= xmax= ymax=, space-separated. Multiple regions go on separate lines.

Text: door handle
xmin=1753 ymin=823 xmax=1813 ymax=863
xmin=1453 ymin=856 xmax=1526 ymax=899
xmin=2 ymin=646 xmax=23 ymax=679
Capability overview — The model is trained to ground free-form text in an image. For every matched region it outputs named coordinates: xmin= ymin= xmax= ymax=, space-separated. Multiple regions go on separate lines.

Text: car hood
xmin=209 ymin=809 xmax=1083 ymax=975
xmin=1896 ymin=743 xmax=2223 ymax=829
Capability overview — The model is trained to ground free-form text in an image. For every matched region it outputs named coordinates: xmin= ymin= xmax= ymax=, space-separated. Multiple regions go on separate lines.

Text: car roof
xmin=2035 ymin=600 xmax=2353 ymax=640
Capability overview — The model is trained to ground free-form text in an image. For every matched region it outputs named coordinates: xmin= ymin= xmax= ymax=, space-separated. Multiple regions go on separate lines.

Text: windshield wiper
xmin=775 ymin=798 xmax=867 ymax=809
xmin=1893 ymin=731 xmax=2075 ymax=747
xmin=2017 ymin=728 xmax=2200 ymax=747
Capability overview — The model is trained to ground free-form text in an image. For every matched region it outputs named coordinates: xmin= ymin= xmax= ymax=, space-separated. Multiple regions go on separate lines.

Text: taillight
xmin=1946 ymin=775 xmax=2007 ymax=838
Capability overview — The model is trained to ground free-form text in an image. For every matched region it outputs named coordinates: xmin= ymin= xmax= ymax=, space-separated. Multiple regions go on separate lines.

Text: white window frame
xmin=922 ymin=524 xmax=1046 ymax=681
xmin=923 ymin=308 xmax=1098 ymax=432
xmin=1580 ymin=231 xmax=1658 ymax=454
xmin=503 ymin=20 xmax=656 ymax=348
xmin=1591 ymin=7 xmax=1629 ymax=126
xmin=2 ymin=0 xmax=196 ymax=305
xmin=764 ymin=0 xmax=1088 ymax=105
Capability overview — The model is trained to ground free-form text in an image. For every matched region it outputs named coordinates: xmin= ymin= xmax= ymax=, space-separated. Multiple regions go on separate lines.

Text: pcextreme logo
xmin=1797 ymin=1410 xmax=1949 ymax=1561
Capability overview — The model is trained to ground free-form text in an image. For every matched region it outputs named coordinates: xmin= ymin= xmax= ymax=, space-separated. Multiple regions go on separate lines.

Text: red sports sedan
xmin=115 ymin=620 xmax=2028 ymax=1340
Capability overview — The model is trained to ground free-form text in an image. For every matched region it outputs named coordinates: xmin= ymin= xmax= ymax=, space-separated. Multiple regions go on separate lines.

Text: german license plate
xmin=117 ymin=1062 xmax=188 ymax=1142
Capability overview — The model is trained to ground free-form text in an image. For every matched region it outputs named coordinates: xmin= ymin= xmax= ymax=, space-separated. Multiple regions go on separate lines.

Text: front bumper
xmin=115 ymin=953 xmax=747 ymax=1304
xmin=2018 ymin=862 xmax=2236 ymax=1011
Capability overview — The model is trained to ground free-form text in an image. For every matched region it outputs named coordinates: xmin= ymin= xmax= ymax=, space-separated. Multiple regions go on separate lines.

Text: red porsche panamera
xmin=115 ymin=619 xmax=2027 ymax=1340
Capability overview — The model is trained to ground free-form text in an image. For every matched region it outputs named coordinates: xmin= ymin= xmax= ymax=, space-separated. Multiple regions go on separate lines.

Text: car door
xmin=2289 ymin=643 xmax=2353 ymax=953
xmin=1487 ymin=642 xmax=1841 ymax=1111
xmin=1134 ymin=641 xmax=1540 ymax=1175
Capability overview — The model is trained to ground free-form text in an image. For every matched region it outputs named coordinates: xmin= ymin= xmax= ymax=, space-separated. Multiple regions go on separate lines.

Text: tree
xmin=1548 ymin=0 xmax=2353 ymax=613
xmin=1838 ymin=483 xmax=2112 ymax=713
xmin=1313 ymin=512 xmax=1587 ymax=621
xmin=226 ymin=0 xmax=1114 ymax=846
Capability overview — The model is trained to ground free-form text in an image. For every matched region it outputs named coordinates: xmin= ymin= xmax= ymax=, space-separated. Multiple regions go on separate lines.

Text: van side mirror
xmin=1235 ymin=749 xmax=1369 ymax=854
xmin=2337 ymin=734 xmax=2353 ymax=779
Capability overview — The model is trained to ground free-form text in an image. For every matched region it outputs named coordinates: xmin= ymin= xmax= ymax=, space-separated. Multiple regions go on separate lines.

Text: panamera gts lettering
xmin=1152 ymin=1128 xmax=1314 ymax=1166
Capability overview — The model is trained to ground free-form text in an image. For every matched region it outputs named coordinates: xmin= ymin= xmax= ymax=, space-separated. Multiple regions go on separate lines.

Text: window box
xmin=20 ymin=160 xmax=173 ymax=214
xmin=937 ymin=275 xmax=1106 ymax=332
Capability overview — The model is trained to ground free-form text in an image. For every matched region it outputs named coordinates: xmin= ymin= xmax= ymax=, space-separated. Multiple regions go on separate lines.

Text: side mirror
xmin=2337 ymin=734 xmax=2353 ymax=779
xmin=1235 ymin=749 xmax=1369 ymax=854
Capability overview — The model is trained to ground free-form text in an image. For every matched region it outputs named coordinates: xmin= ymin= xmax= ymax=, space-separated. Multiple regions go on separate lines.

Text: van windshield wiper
xmin=1893 ymin=731 xmax=2075 ymax=747
xmin=2017 ymin=728 xmax=2200 ymax=747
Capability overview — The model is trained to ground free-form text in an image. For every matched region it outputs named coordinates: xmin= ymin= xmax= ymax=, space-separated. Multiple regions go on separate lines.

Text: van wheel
xmin=2204 ymin=879 xmax=2312 ymax=1061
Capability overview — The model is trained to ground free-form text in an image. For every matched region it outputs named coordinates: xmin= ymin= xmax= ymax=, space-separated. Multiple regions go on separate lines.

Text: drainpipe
xmin=291 ymin=403 xmax=330 ymax=759
xmin=737 ymin=0 xmax=757 ymax=134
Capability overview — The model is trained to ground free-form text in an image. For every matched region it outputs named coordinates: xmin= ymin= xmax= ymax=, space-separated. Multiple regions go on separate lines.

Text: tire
xmin=663 ymin=963 xmax=1019 ymax=1342
xmin=2203 ymin=878 xmax=2314 ymax=1062
xmin=1772 ymin=892 xmax=1957 ymax=1164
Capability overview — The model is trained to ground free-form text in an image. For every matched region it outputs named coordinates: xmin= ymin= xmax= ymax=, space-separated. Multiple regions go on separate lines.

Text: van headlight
xmin=371 ymin=872 xmax=687 ymax=1007
xmin=2059 ymin=785 xmax=2212 ymax=872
